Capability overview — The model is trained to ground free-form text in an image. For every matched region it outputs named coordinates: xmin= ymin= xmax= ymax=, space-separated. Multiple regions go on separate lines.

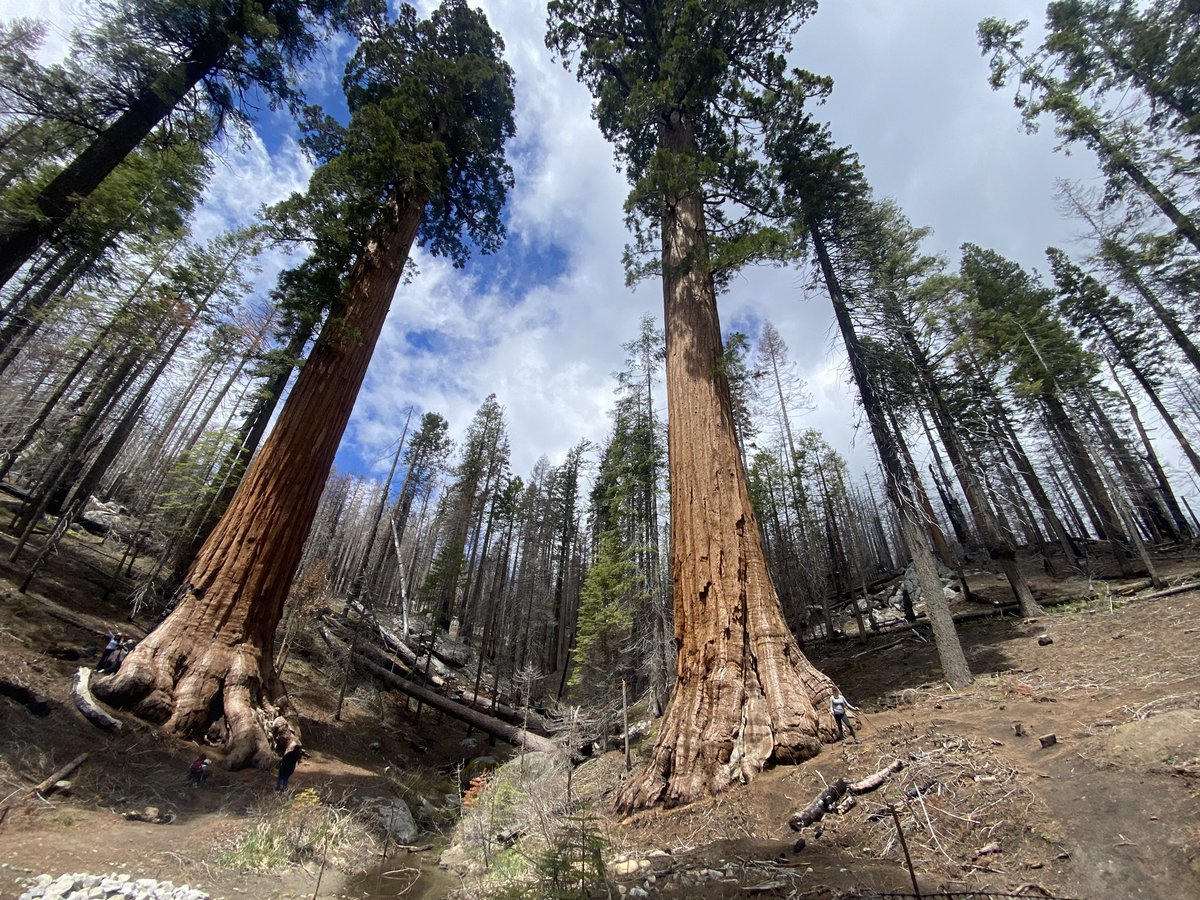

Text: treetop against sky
xmin=1 ymin=0 xmax=1123 ymax=490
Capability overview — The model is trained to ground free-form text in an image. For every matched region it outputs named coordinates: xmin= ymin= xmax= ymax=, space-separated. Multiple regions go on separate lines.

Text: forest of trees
xmin=0 ymin=0 xmax=1197 ymax=807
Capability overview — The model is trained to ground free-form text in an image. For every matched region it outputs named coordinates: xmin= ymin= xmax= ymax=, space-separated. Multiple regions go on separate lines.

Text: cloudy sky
xmin=2 ymin=0 xmax=1109 ymax=486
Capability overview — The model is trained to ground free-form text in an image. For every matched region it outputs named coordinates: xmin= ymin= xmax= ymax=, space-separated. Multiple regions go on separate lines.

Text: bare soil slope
xmin=2 ymin=523 xmax=1199 ymax=900
xmin=580 ymin=560 xmax=1200 ymax=900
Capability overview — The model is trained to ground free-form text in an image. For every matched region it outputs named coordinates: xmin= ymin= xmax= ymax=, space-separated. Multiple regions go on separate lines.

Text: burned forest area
xmin=2 ymin=504 xmax=1199 ymax=900
xmin=3 ymin=1 xmax=1200 ymax=899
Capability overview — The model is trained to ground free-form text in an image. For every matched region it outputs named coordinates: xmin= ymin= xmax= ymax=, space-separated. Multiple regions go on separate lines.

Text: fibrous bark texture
xmin=94 ymin=194 xmax=425 ymax=768
xmin=615 ymin=112 xmax=836 ymax=812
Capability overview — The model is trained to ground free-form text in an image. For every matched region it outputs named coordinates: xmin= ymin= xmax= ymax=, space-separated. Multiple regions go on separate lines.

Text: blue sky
xmin=6 ymin=0 xmax=1194 ymax=509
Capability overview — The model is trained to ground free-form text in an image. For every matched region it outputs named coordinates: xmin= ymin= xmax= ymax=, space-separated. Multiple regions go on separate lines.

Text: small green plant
xmin=499 ymin=815 xmax=608 ymax=899
xmin=213 ymin=788 xmax=378 ymax=873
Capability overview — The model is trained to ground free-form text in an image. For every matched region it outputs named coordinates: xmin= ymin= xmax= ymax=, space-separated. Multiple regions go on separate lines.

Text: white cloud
xmin=9 ymin=0 xmax=1182 ymax=504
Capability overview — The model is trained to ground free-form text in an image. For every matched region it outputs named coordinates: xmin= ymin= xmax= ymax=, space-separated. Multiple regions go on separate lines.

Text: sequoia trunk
xmin=616 ymin=111 xmax=836 ymax=812
xmin=94 ymin=192 xmax=425 ymax=767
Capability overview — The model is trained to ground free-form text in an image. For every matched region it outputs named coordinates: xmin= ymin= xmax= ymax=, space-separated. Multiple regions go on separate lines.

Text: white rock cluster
xmin=18 ymin=873 xmax=209 ymax=900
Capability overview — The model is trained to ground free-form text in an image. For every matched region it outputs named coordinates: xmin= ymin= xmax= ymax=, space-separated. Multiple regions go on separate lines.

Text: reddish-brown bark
xmin=95 ymin=193 xmax=426 ymax=767
xmin=615 ymin=113 xmax=836 ymax=812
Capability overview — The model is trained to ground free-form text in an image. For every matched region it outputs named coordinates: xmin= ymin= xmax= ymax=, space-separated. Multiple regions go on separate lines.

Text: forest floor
xmin=1 ymin=518 xmax=1199 ymax=899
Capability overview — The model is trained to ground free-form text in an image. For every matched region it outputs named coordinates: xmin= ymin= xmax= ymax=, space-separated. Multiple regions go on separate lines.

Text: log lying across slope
xmin=323 ymin=615 xmax=553 ymax=736
xmin=319 ymin=626 xmax=557 ymax=754
xmin=358 ymin=655 xmax=557 ymax=754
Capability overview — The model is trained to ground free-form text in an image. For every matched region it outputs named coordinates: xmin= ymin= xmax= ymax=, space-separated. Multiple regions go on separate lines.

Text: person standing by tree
xmin=829 ymin=692 xmax=858 ymax=744
xmin=276 ymin=748 xmax=301 ymax=792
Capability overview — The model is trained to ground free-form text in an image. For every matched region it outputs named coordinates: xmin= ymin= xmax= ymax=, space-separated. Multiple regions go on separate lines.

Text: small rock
xmin=1039 ymin=733 xmax=1058 ymax=749
xmin=374 ymin=799 xmax=418 ymax=843
xmin=1037 ymin=635 xmax=1053 ymax=646
xmin=628 ymin=889 xmax=648 ymax=899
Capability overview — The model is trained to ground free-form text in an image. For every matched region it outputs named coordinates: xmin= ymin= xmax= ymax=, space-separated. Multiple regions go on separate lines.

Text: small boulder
xmin=374 ymin=798 xmax=418 ymax=843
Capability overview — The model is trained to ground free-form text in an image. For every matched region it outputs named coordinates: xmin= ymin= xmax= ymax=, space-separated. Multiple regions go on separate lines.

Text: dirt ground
xmin=2 ymin=523 xmax=1199 ymax=900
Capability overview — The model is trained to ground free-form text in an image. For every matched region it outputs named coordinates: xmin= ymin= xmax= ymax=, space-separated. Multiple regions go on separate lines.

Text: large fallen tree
xmin=356 ymin=653 xmax=557 ymax=754
xmin=321 ymin=616 xmax=554 ymax=736
xmin=356 ymin=641 xmax=553 ymax=737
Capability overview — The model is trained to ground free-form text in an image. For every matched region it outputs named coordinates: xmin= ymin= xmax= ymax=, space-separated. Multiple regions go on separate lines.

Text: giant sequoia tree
xmin=95 ymin=0 xmax=515 ymax=767
xmin=547 ymin=0 xmax=838 ymax=810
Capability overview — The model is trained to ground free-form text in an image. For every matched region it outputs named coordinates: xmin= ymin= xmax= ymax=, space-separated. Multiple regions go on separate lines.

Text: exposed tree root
xmin=93 ymin=616 xmax=299 ymax=769
xmin=615 ymin=637 xmax=837 ymax=812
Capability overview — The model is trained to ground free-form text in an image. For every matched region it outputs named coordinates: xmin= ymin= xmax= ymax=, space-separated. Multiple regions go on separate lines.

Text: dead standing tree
xmin=93 ymin=0 xmax=516 ymax=767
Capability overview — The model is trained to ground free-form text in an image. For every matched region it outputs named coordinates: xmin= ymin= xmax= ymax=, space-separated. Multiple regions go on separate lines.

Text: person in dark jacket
xmin=276 ymin=748 xmax=302 ymax=791
xmin=189 ymin=755 xmax=211 ymax=785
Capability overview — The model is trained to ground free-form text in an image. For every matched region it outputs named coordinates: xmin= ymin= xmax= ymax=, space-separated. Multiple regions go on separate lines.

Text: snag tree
xmin=95 ymin=0 xmax=515 ymax=767
xmin=547 ymin=0 xmax=838 ymax=810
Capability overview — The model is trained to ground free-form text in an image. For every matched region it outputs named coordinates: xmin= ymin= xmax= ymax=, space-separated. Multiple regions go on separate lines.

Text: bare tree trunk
xmin=616 ymin=112 xmax=836 ymax=813
xmin=94 ymin=190 xmax=426 ymax=767
xmin=809 ymin=220 xmax=972 ymax=688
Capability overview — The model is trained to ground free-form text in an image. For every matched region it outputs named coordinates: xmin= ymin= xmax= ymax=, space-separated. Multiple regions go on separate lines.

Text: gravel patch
xmin=19 ymin=872 xmax=209 ymax=900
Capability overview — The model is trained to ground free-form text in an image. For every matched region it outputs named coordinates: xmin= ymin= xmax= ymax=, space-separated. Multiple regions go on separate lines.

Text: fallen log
xmin=1 ymin=752 xmax=90 ymax=817
xmin=358 ymin=656 xmax=558 ymax=754
xmin=789 ymin=759 xmax=906 ymax=831
xmin=31 ymin=752 xmax=88 ymax=796
xmin=371 ymin=619 xmax=550 ymax=726
xmin=70 ymin=668 xmax=122 ymax=732
xmin=789 ymin=779 xmax=847 ymax=830
xmin=0 ymin=678 xmax=53 ymax=716
xmin=355 ymin=636 xmax=553 ymax=736
xmin=849 ymin=758 xmax=904 ymax=794
xmin=1133 ymin=581 xmax=1200 ymax=603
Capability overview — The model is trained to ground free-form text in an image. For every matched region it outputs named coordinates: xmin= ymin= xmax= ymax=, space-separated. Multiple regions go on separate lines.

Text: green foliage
xmin=978 ymin=3 xmax=1199 ymax=227
xmin=1047 ymin=245 xmax=1164 ymax=374
xmin=500 ymin=815 xmax=608 ymax=900
xmin=212 ymin=788 xmax=378 ymax=873
xmin=545 ymin=0 xmax=829 ymax=283
xmin=958 ymin=243 xmax=1100 ymax=404
xmin=287 ymin=0 xmax=515 ymax=269
xmin=94 ymin=0 xmax=348 ymax=129
xmin=570 ymin=530 xmax=637 ymax=695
